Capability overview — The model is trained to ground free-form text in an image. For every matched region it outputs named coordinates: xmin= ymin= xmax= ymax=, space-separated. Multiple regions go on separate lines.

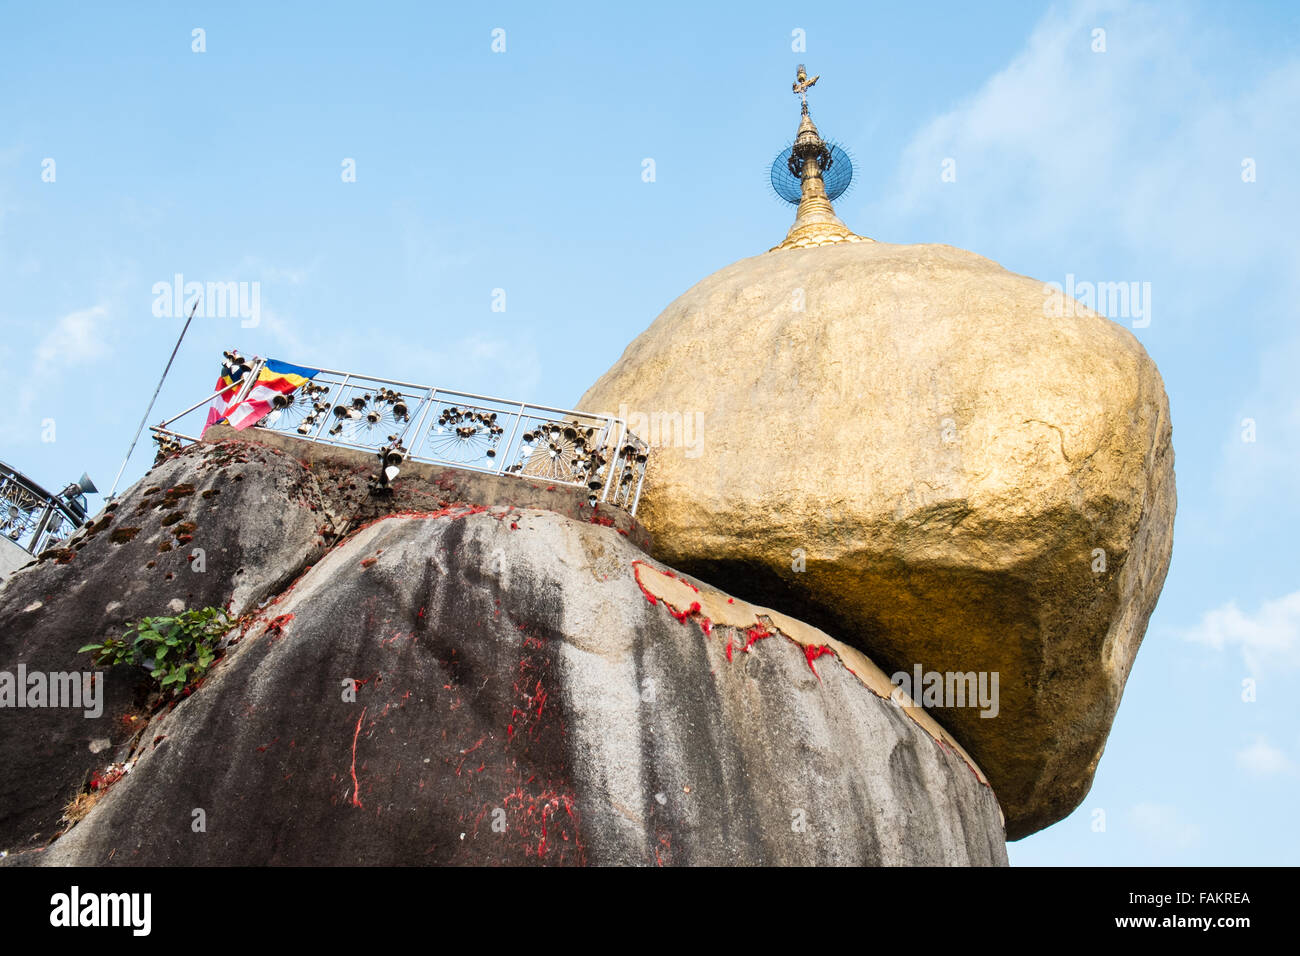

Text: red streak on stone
xmin=742 ymin=625 xmax=773 ymax=653
xmin=654 ymin=833 xmax=671 ymax=867
xmin=667 ymin=603 xmax=692 ymax=623
xmin=265 ymin=613 xmax=295 ymax=643
xmin=631 ymin=561 xmax=663 ymax=607
xmin=89 ymin=766 xmax=125 ymax=791
xmin=701 ymin=618 xmax=713 ymax=637
xmin=804 ymin=644 xmax=835 ymax=681
xmin=725 ymin=639 xmax=734 ymax=662
xmin=632 ymin=563 xmax=660 ymax=606
xmin=350 ymin=707 xmax=367 ymax=808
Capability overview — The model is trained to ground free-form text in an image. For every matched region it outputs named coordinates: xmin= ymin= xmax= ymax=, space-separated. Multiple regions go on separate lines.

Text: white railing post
xmin=600 ymin=418 xmax=626 ymax=504
xmin=497 ymin=403 xmax=528 ymax=475
xmin=310 ymin=373 xmax=349 ymax=442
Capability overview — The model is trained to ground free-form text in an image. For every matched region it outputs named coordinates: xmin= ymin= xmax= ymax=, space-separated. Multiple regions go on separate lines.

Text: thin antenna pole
xmin=106 ymin=300 xmax=200 ymax=500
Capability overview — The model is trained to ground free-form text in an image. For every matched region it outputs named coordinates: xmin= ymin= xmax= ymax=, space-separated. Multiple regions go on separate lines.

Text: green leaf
xmin=107 ymin=605 xmax=232 ymax=697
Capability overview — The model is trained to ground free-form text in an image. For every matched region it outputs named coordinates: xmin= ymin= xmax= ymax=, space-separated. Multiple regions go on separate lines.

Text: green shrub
xmin=79 ymin=606 xmax=233 ymax=696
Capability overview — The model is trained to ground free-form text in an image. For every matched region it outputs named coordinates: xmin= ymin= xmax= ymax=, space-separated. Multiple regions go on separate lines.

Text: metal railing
xmin=0 ymin=461 xmax=86 ymax=554
xmin=149 ymin=360 xmax=651 ymax=515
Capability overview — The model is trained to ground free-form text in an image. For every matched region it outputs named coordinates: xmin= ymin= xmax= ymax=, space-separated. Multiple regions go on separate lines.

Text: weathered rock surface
xmin=23 ymin=507 xmax=1006 ymax=866
xmin=0 ymin=434 xmax=646 ymax=854
xmin=0 ymin=441 xmax=334 ymax=851
xmin=580 ymin=240 xmax=1176 ymax=839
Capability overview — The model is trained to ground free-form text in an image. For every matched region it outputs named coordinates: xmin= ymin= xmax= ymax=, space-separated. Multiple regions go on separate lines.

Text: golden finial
xmin=771 ymin=65 xmax=871 ymax=252
xmin=792 ymin=64 xmax=819 ymax=113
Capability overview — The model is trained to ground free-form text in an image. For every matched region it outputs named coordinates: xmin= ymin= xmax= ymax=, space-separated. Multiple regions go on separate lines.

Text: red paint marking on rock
xmin=742 ymin=625 xmax=774 ymax=654
xmin=349 ymin=706 xmax=367 ymax=808
xmin=804 ymin=644 xmax=835 ymax=681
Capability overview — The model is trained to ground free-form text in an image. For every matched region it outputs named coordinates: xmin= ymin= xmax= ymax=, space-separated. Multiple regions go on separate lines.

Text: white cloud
xmin=0 ymin=304 xmax=114 ymax=444
xmin=1236 ymin=737 xmax=1293 ymax=776
xmin=870 ymin=0 xmax=1300 ymax=272
xmin=257 ymin=305 xmax=309 ymax=357
xmin=34 ymin=305 xmax=111 ymax=368
xmin=1129 ymin=802 xmax=1202 ymax=850
xmin=1183 ymin=591 xmax=1300 ymax=676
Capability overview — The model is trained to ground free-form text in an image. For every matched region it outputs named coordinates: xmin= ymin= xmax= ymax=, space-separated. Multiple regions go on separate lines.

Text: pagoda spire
xmin=772 ymin=66 xmax=871 ymax=252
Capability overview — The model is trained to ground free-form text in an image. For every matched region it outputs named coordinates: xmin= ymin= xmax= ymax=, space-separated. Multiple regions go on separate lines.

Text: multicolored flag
xmin=222 ymin=359 xmax=320 ymax=431
xmin=202 ymin=353 xmax=253 ymax=435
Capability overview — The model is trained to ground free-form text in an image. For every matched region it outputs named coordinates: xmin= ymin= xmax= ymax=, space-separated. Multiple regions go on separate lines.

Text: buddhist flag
xmin=202 ymin=354 xmax=253 ymax=435
xmin=223 ymin=359 xmax=320 ymax=431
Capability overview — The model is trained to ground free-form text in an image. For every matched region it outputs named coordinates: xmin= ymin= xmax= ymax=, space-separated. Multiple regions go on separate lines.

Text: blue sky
xmin=2 ymin=0 xmax=1297 ymax=864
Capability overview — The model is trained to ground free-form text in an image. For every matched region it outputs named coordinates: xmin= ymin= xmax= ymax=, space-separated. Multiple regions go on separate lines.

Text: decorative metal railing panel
xmin=150 ymin=362 xmax=650 ymax=515
xmin=0 ymin=462 xmax=83 ymax=554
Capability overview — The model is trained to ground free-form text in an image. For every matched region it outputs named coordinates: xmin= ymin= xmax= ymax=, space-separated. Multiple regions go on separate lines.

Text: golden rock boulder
xmin=581 ymin=240 xmax=1175 ymax=839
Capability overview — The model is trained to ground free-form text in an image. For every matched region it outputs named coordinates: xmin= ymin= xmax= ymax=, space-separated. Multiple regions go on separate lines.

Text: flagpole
xmin=106 ymin=300 xmax=200 ymax=501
